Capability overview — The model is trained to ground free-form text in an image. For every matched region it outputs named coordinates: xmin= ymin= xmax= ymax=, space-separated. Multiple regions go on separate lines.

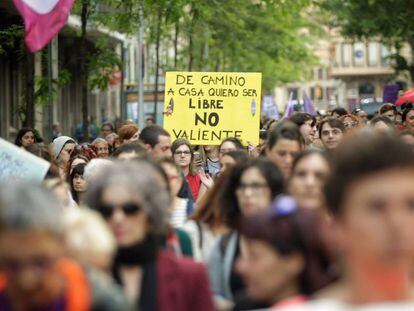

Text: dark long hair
xmin=220 ymin=158 xmax=284 ymax=229
xmin=189 ymin=169 xmax=232 ymax=228
xmin=15 ymin=128 xmax=36 ymax=147
xmin=239 ymin=202 xmax=336 ymax=296
xmin=68 ymin=163 xmax=86 ymax=204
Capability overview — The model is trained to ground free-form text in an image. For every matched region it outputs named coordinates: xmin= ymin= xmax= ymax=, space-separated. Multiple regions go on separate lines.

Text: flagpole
xmin=137 ymin=0 xmax=145 ymax=128
xmin=48 ymin=41 xmax=53 ymax=142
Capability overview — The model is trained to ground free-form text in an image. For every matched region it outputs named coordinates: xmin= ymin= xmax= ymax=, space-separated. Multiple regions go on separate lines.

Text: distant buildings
xmin=274 ymin=31 xmax=410 ymax=114
xmin=0 ymin=2 xmax=137 ymax=142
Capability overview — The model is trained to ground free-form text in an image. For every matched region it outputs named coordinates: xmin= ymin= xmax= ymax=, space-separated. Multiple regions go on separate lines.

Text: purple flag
xmin=282 ymin=92 xmax=294 ymax=119
xmin=383 ymin=84 xmax=399 ymax=104
xmin=303 ymin=91 xmax=317 ymax=116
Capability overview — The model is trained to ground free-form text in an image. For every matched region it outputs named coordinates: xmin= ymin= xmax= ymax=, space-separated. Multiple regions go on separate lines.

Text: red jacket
xmin=157 ymin=251 xmax=215 ymax=311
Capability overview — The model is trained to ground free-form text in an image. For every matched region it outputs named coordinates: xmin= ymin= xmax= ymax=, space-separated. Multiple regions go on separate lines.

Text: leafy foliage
xmin=322 ymin=0 xmax=414 ymax=79
xmin=0 ymin=24 xmax=24 ymax=57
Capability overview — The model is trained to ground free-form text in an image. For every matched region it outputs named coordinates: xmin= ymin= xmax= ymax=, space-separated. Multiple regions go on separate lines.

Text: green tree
xmin=71 ymin=0 xmax=129 ymax=141
xmin=322 ymin=0 xmax=414 ymax=81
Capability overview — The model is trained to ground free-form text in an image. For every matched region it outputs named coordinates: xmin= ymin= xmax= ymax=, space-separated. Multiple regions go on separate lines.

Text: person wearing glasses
xmin=236 ymin=196 xmax=335 ymax=309
xmin=208 ymin=158 xmax=284 ymax=310
xmin=52 ymin=136 xmax=77 ymax=179
xmin=318 ymin=118 xmax=345 ymax=151
xmin=86 ymin=161 xmax=214 ymax=311
xmin=172 ymin=138 xmax=213 ymax=202
xmin=289 ymin=113 xmax=317 ymax=147
xmin=339 ymin=114 xmax=362 ymax=131
xmin=352 ymin=108 xmax=368 ymax=125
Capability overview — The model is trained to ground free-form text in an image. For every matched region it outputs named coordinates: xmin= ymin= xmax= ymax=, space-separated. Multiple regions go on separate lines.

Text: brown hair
xmin=239 ymin=207 xmax=336 ymax=296
xmin=118 ymin=124 xmax=139 ymax=143
xmin=65 ymin=146 xmax=96 ymax=177
xmin=379 ymin=103 xmax=397 ymax=116
xmin=171 ymin=138 xmax=196 ymax=176
xmin=339 ymin=114 xmax=362 ymax=128
xmin=325 ymin=129 xmax=414 ymax=216
xmin=189 ymin=170 xmax=231 ymax=228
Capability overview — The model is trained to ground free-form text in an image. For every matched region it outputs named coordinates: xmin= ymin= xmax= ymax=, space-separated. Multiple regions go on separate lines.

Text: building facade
xmin=274 ymin=31 xmax=410 ymax=114
xmin=0 ymin=2 xmax=137 ymax=142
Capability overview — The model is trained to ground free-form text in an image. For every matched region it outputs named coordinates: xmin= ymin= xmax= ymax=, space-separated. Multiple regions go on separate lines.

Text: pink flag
xmin=13 ymin=0 xmax=75 ymax=52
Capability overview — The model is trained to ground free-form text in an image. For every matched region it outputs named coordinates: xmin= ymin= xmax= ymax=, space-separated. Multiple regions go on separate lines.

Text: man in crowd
xmin=101 ymin=123 xmax=114 ymax=138
xmin=318 ymin=117 xmax=345 ymax=151
xmin=140 ymin=125 xmax=173 ymax=159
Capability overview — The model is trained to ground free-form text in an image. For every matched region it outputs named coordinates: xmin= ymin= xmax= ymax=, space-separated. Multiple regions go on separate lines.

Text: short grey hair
xmin=0 ymin=182 xmax=62 ymax=234
xmin=84 ymin=159 xmax=114 ymax=184
xmin=85 ymin=160 xmax=170 ymax=235
xmin=92 ymin=138 xmax=108 ymax=146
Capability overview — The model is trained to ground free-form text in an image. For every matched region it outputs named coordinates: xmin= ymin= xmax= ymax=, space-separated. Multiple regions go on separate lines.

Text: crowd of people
xmin=3 ymin=101 xmax=414 ymax=310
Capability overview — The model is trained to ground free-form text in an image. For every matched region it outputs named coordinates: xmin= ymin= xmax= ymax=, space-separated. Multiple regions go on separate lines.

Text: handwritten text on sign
xmin=0 ymin=138 xmax=50 ymax=183
xmin=163 ymin=72 xmax=262 ymax=145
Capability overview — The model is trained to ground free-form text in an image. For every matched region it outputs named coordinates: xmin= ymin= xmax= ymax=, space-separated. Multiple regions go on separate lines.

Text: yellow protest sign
xmin=163 ymin=72 xmax=262 ymax=146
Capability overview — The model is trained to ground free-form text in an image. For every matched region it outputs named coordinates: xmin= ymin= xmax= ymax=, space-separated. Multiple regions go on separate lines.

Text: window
xmin=334 ymin=44 xmax=341 ymax=67
xmin=310 ymin=87 xmax=315 ymax=100
xmin=318 ymin=68 xmax=324 ymax=80
xmin=381 ymin=44 xmax=390 ymax=66
xmin=368 ymin=42 xmax=378 ymax=66
xmin=342 ymin=43 xmax=352 ymax=67
xmin=288 ymin=88 xmax=299 ymax=100
xmin=353 ymin=42 xmax=365 ymax=66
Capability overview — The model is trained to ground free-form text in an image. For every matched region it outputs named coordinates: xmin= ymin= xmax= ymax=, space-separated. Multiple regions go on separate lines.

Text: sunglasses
xmin=98 ymin=202 xmax=142 ymax=219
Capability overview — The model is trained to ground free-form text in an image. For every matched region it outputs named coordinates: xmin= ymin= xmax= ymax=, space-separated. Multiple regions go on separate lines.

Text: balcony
xmin=330 ymin=41 xmax=395 ymax=78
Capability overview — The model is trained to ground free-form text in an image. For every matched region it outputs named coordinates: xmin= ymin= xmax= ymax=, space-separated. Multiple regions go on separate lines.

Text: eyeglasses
xmin=344 ymin=121 xmax=358 ymax=128
xmin=236 ymin=182 xmax=269 ymax=194
xmin=98 ymin=202 xmax=142 ymax=219
xmin=174 ymin=151 xmax=191 ymax=156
